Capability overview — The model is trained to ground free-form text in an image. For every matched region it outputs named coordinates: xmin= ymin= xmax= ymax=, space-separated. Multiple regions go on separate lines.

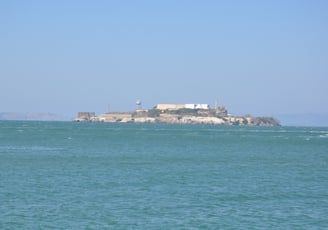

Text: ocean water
xmin=0 ymin=121 xmax=327 ymax=229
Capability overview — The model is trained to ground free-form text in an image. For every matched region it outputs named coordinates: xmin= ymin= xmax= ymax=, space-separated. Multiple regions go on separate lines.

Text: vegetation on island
xmin=75 ymin=107 xmax=280 ymax=126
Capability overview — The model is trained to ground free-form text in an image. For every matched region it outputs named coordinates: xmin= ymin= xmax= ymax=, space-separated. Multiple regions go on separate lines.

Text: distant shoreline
xmin=0 ymin=112 xmax=68 ymax=121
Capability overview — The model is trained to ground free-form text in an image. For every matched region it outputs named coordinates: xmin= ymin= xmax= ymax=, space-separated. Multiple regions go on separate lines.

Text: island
xmin=75 ymin=103 xmax=280 ymax=126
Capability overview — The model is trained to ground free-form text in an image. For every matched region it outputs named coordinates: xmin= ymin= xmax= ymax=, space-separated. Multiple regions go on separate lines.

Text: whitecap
xmin=319 ymin=134 xmax=328 ymax=138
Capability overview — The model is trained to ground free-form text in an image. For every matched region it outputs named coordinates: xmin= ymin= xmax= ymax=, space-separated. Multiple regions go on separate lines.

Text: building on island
xmin=74 ymin=112 xmax=96 ymax=122
xmin=155 ymin=104 xmax=210 ymax=111
xmin=185 ymin=104 xmax=210 ymax=110
xmin=155 ymin=104 xmax=185 ymax=110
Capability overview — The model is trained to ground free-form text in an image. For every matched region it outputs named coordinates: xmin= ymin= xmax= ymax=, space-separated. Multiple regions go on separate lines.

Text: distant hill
xmin=0 ymin=112 xmax=68 ymax=121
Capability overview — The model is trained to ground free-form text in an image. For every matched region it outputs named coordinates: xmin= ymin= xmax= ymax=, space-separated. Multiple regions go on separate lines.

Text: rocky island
xmin=75 ymin=103 xmax=280 ymax=126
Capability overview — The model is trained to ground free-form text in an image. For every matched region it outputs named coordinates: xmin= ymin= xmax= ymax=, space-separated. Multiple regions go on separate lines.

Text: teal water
xmin=0 ymin=121 xmax=327 ymax=229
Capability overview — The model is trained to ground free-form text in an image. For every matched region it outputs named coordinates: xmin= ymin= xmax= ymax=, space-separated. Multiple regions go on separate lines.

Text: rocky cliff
xmin=77 ymin=108 xmax=280 ymax=126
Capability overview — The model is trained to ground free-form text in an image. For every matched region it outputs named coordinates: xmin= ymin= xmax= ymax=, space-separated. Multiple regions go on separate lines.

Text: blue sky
xmin=1 ymin=0 xmax=328 ymax=125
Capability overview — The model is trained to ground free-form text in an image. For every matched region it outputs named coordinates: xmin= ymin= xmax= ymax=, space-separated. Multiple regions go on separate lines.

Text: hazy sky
xmin=1 ymin=0 xmax=328 ymax=122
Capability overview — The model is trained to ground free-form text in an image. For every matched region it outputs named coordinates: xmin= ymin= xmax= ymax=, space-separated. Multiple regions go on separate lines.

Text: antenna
xmin=215 ymin=99 xmax=219 ymax=110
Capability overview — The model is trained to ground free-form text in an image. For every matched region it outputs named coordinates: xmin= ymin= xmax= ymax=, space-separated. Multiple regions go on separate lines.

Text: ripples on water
xmin=0 ymin=121 xmax=327 ymax=229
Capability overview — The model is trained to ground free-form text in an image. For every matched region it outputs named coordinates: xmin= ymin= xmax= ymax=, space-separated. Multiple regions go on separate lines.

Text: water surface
xmin=1 ymin=121 xmax=327 ymax=229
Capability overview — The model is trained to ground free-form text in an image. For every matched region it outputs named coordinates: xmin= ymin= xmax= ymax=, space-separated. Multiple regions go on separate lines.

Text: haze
xmin=1 ymin=1 xmax=327 ymax=125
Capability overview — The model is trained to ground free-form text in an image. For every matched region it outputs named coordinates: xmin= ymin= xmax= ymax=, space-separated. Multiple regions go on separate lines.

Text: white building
xmin=156 ymin=104 xmax=210 ymax=110
xmin=185 ymin=104 xmax=210 ymax=110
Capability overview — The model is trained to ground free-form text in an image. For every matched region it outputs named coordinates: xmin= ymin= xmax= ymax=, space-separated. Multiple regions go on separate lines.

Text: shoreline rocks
xmin=75 ymin=111 xmax=280 ymax=126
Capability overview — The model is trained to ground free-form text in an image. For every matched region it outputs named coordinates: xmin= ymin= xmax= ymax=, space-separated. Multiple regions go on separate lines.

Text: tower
xmin=136 ymin=100 xmax=142 ymax=110
xmin=214 ymin=99 xmax=219 ymax=110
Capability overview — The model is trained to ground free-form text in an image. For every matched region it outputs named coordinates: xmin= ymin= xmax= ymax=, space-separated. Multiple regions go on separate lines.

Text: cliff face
xmin=79 ymin=108 xmax=280 ymax=126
